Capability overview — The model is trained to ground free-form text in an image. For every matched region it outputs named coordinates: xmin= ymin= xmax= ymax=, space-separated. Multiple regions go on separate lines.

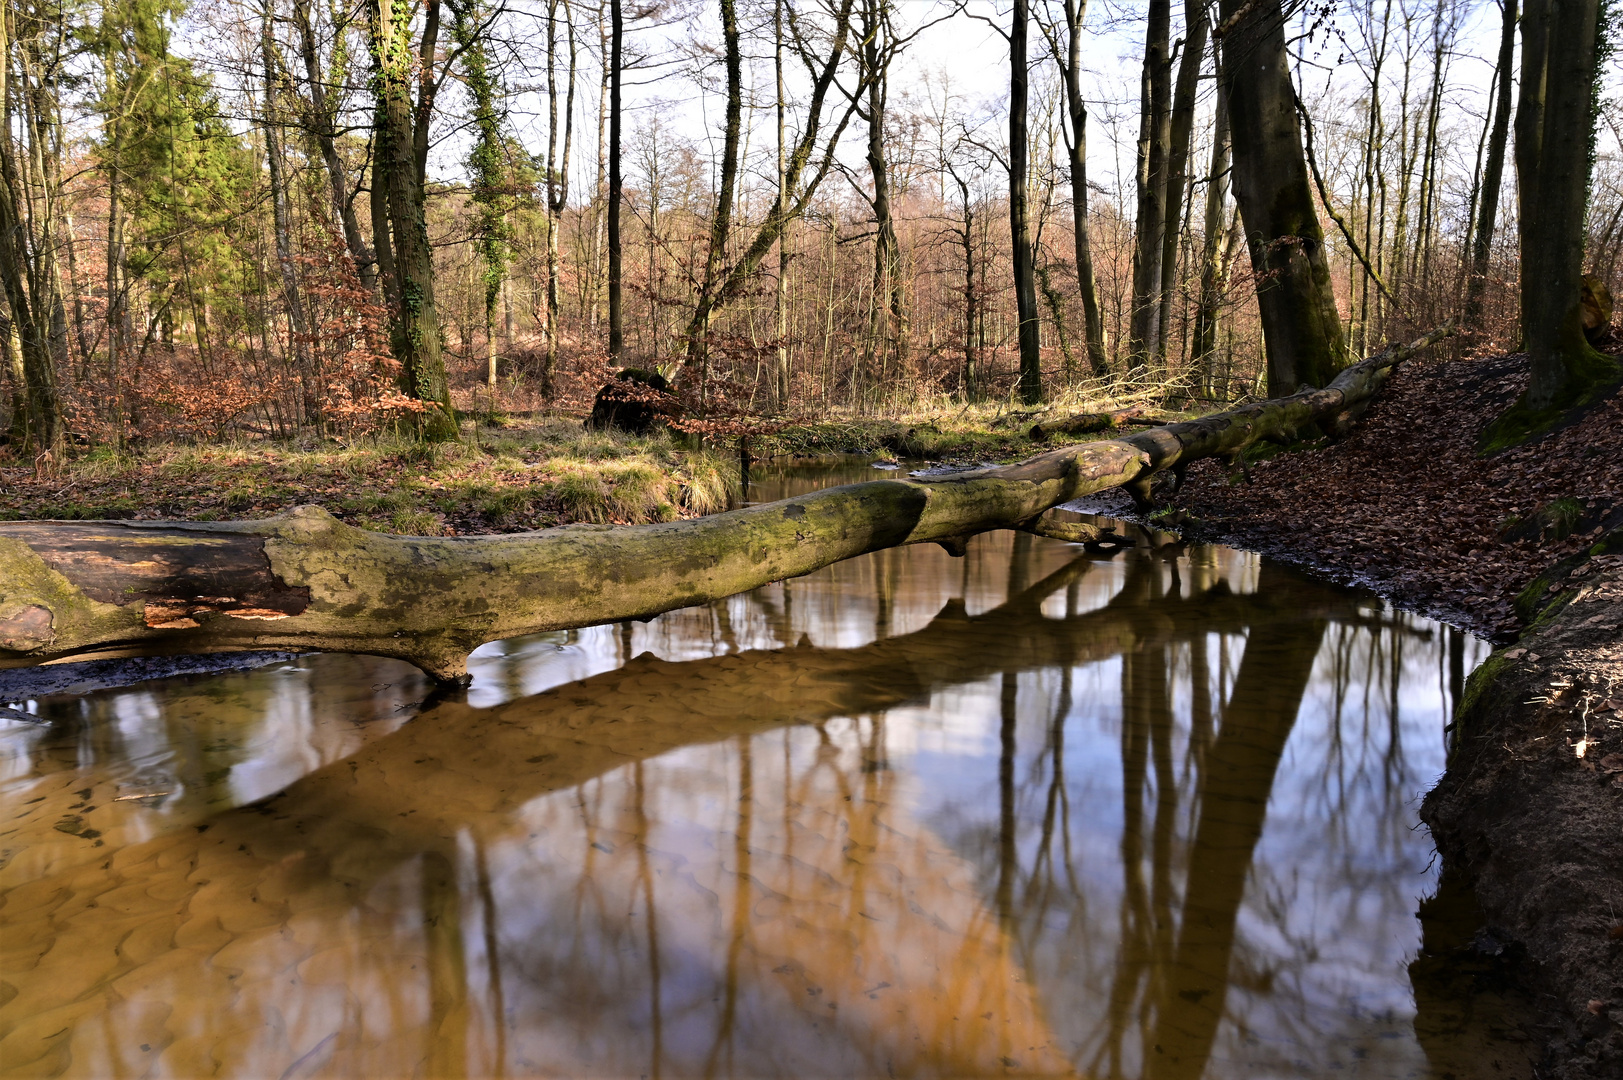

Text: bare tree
xmin=1040 ymin=0 xmax=1109 ymax=377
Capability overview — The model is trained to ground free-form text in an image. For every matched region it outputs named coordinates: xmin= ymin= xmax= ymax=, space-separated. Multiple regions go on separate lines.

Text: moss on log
xmin=0 ymin=326 xmax=1452 ymax=682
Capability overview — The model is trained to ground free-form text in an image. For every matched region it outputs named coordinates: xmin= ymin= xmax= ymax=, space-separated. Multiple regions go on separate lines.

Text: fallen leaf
xmin=1599 ymin=754 xmax=1623 ymax=774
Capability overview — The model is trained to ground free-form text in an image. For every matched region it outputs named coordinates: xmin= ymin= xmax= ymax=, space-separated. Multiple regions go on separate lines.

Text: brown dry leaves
xmin=1174 ymin=350 xmax=1623 ymax=641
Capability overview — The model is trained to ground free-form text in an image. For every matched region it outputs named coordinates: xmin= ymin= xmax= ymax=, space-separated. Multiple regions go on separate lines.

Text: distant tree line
xmin=0 ymin=0 xmax=1618 ymax=453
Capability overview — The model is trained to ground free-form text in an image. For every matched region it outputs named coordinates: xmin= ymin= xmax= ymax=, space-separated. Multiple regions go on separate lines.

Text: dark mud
xmin=1421 ymin=541 xmax=1623 ymax=1079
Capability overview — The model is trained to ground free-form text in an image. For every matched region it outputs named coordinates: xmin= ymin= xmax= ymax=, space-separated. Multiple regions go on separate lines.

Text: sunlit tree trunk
xmin=0 ymin=6 xmax=61 ymax=457
xmin=607 ymin=0 xmax=623 ymax=359
xmin=1157 ymin=0 xmax=1208 ymax=367
xmin=542 ymin=0 xmax=577 ymax=397
xmin=856 ymin=0 xmax=906 ymax=398
xmin=682 ymin=0 xmax=858 ymax=388
xmin=262 ymin=5 xmax=316 ymax=424
xmin=1191 ymin=79 xmax=1232 ymax=396
xmin=1127 ymin=0 xmax=1171 ymax=370
xmin=772 ymin=0 xmax=789 ymax=407
xmin=292 ymin=0 xmax=378 ymax=294
xmin=684 ymin=0 xmax=743 ymax=391
xmin=367 ymin=0 xmax=457 ymax=438
xmin=1055 ymin=0 xmax=1108 ymax=377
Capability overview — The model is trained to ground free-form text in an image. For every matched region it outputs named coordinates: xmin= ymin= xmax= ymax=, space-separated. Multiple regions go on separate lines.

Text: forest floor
xmin=1071 ymin=343 xmax=1623 ymax=645
xmin=0 ymin=400 xmax=1166 ymax=531
xmin=0 ymin=420 xmax=745 ymax=533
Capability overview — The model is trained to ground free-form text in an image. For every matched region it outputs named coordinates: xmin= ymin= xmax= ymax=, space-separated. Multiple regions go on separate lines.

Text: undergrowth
xmin=0 ymin=417 xmax=739 ymax=535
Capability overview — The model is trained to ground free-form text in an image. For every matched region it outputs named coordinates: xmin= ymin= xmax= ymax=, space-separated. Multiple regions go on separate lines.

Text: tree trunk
xmin=1463 ymin=0 xmax=1514 ymax=333
xmin=683 ymin=0 xmax=745 ymax=384
xmin=772 ymin=0 xmax=789 ymax=407
xmin=263 ymin=7 xmax=317 ymax=425
xmin=368 ymin=0 xmax=457 ymax=438
xmin=0 ymin=8 xmax=62 ymax=457
xmin=607 ymin=0 xmax=623 ymax=358
xmin=858 ymin=0 xmax=906 ymax=396
xmin=1191 ymin=77 xmax=1232 ymax=394
xmin=1215 ymin=0 xmax=1347 ymax=395
xmin=293 ymin=0 xmax=378 ymax=294
xmin=1157 ymin=0 xmax=1210 ymax=362
xmin=0 ymin=327 xmax=1451 ymax=682
xmin=542 ymin=0 xmax=577 ymax=397
xmin=1128 ymin=0 xmax=1172 ymax=369
xmin=681 ymin=0 xmax=858 ymax=378
xmin=1009 ymin=0 xmax=1042 ymax=403
xmin=1497 ymin=0 xmax=1616 ymax=430
xmin=1057 ymin=0 xmax=1109 ymax=377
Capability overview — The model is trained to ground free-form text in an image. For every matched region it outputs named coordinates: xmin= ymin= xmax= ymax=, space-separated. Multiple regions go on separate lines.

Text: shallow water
xmin=0 ymin=461 xmax=1498 ymax=1079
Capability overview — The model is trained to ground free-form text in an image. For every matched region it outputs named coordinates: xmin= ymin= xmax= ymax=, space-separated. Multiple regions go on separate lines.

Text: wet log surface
xmin=0 ymin=327 xmax=1452 ymax=681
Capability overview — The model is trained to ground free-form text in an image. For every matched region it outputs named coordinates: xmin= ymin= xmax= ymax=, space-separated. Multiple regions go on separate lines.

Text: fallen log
xmin=1027 ymin=405 xmax=1190 ymax=441
xmin=0 ymin=325 xmax=1452 ymax=682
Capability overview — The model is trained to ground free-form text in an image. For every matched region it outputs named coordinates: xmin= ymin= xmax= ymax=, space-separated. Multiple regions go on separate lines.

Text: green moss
xmin=1512 ymin=522 xmax=1623 ymax=624
xmin=1501 ymin=497 xmax=1587 ymax=543
xmin=1478 ymin=352 xmax=1622 ymax=454
xmin=1454 ymin=651 xmax=1512 ymax=730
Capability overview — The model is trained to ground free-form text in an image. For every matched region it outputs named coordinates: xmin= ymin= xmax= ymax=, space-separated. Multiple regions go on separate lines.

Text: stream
xmin=0 ymin=461 xmax=1511 ymax=1078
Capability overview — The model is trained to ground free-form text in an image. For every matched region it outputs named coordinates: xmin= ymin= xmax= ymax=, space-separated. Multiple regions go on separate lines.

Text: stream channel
xmin=1 ymin=460 xmax=1524 ymax=1078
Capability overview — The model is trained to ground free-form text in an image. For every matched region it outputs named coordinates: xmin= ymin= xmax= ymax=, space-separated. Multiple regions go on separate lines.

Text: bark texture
xmin=368 ymin=0 xmax=457 ymax=437
xmin=1509 ymin=0 xmax=1616 ymax=419
xmin=1009 ymin=0 xmax=1042 ymax=403
xmin=1463 ymin=0 xmax=1514 ymax=334
xmin=1215 ymin=0 xmax=1347 ymax=395
xmin=0 ymin=328 xmax=1451 ymax=682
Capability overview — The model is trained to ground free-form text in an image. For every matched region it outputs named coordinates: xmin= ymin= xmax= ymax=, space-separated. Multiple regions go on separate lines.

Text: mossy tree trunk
xmin=1216 ymin=0 xmax=1348 ymax=396
xmin=0 ymin=328 xmax=1451 ymax=684
xmin=1499 ymin=0 xmax=1618 ymax=433
xmin=368 ymin=0 xmax=458 ymax=439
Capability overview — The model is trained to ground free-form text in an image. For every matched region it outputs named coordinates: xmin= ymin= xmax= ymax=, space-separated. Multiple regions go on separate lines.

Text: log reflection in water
xmin=0 ymin=528 xmax=1481 ymax=1079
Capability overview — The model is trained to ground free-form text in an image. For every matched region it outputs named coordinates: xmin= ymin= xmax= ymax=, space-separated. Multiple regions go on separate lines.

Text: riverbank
xmin=0 ymin=420 xmax=742 ymax=533
xmin=1127 ymin=348 xmax=1622 ymax=1079
xmin=0 ymin=396 xmax=1180 ymax=532
xmin=1420 ymin=530 xmax=1623 ymax=1080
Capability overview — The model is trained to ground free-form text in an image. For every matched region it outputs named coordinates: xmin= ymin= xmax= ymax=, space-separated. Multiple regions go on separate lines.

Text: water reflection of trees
xmin=0 ymin=534 xmax=1476 ymax=1079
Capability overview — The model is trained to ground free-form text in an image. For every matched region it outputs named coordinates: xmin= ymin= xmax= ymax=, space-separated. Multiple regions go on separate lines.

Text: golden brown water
xmin=1 ymin=462 xmax=1501 ymax=1078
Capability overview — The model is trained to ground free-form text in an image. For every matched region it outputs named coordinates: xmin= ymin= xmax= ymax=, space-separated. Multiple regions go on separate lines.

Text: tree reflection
xmin=0 ymin=535 xmax=1466 ymax=1079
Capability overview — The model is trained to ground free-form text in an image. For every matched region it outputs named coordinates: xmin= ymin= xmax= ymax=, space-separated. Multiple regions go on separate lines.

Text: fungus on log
xmin=0 ymin=326 xmax=1451 ymax=683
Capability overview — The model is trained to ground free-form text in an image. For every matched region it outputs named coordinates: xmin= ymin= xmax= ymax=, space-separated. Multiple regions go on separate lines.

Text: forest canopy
xmin=0 ymin=0 xmax=1620 ymax=453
